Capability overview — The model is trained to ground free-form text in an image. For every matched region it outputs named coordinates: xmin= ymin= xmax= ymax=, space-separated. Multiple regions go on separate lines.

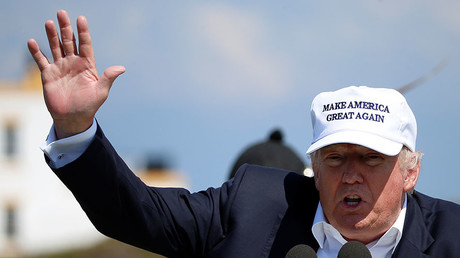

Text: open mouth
xmin=344 ymin=195 xmax=362 ymax=206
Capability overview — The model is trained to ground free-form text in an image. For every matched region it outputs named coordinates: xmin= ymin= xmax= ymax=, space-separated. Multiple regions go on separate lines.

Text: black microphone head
xmin=285 ymin=244 xmax=317 ymax=258
xmin=337 ymin=241 xmax=372 ymax=258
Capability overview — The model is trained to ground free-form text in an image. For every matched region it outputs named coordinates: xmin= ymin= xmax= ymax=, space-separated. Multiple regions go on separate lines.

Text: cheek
xmin=372 ymin=174 xmax=405 ymax=209
xmin=315 ymin=172 xmax=340 ymax=202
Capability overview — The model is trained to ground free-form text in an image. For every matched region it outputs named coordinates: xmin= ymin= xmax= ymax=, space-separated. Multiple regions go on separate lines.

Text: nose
xmin=342 ymin=159 xmax=364 ymax=184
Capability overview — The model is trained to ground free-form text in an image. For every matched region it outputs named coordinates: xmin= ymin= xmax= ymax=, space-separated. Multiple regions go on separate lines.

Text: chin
xmin=337 ymin=219 xmax=384 ymax=244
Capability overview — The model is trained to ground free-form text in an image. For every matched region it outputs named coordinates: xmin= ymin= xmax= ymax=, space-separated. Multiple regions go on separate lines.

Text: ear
xmin=403 ymin=160 xmax=420 ymax=192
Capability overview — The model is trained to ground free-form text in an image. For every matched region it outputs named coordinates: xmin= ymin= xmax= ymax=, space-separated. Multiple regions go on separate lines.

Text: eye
xmin=328 ymin=155 xmax=343 ymax=160
xmin=324 ymin=154 xmax=344 ymax=166
xmin=364 ymin=153 xmax=384 ymax=166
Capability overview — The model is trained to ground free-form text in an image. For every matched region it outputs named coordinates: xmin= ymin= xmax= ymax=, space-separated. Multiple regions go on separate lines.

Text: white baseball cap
xmin=306 ymin=86 xmax=417 ymax=156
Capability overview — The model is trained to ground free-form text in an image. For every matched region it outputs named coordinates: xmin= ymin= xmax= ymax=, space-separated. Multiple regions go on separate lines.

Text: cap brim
xmin=306 ymin=130 xmax=403 ymax=156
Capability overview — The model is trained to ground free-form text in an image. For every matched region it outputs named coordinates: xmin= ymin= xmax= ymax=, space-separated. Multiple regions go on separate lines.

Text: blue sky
xmin=2 ymin=1 xmax=460 ymax=202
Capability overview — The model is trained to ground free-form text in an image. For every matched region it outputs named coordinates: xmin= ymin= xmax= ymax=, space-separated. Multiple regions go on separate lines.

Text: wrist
xmin=53 ymin=117 xmax=94 ymax=139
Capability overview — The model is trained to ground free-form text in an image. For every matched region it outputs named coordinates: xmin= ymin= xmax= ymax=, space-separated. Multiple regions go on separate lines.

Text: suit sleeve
xmin=48 ymin=125 xmax=238 ymax=258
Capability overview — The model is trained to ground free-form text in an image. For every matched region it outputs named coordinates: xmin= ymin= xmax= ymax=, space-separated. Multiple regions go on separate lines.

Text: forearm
xmin=48 ymin=127 xmax=159 ymax=254
xmin=48 ymin=125 xmax=226 ymax=256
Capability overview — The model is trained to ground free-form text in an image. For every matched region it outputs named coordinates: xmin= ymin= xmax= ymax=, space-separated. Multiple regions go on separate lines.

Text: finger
xmin=27 ymin=38 xmax=50 ymax=71
xmin=45 ymin=20 xmax=64 ymax=61
xmin=57 ymin=10 xmax=77 ymax=56
xmin=99 ymin=66 xmax=126 ymax=91
xmin=76 ymin=16 xmax=94 ymax=59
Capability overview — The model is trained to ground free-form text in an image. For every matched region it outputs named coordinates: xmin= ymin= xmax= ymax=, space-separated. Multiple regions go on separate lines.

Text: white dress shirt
xmin=41 ymin=119 xmax=97 ymax=169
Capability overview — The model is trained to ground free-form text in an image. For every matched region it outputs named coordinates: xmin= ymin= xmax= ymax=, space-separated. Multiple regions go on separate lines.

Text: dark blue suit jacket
xmin=49 ymin=126 xmax=460 ymax=257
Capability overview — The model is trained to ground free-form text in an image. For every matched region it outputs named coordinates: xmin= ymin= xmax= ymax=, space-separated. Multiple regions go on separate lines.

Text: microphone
xmin=337 ymin=241 xmax=372 ymax=258
xmin=285 ymin=244 xmax=317 ymax=258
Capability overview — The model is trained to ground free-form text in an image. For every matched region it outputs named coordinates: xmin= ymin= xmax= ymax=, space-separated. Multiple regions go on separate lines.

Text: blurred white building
xmin=0 ymin=64 xmax=189 ymax=257
xmin=0 ymin=64 xmax=105 ymax=257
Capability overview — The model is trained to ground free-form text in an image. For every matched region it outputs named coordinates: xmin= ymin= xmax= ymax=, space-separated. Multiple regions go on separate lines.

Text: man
xmin=28 ymin=10 xmax=460 ymax=257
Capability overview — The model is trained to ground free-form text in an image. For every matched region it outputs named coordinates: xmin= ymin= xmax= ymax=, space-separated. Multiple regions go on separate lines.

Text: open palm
xmin=28 ymin=10 xmax=125 ymax=139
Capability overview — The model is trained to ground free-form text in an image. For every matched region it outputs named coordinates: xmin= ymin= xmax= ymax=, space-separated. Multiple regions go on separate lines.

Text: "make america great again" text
xmin=322 ymin=101 xmax=390 ymax=123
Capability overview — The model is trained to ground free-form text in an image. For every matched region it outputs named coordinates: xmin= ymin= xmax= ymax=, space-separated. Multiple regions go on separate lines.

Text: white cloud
xmin=95 ymin=5 xmax=149 ymax=62
xmin=187 ymin=3 xmax=292 ymax=103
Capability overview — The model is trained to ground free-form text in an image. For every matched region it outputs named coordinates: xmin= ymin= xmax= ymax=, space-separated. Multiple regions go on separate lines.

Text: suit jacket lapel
xmin=392 ymin=194 xmax=434 ymax=257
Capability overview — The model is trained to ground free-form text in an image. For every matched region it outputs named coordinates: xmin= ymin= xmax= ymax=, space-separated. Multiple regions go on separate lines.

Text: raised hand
xmin=27 ymin=10 xmax=125 ymax=139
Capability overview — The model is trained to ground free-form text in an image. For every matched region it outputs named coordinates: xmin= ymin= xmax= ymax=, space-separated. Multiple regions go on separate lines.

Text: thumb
xmin=99 ymin=65 xmax=126 ymax=90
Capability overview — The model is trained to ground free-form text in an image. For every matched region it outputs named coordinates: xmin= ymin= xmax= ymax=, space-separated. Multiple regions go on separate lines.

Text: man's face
xmin=313 ymin=143 xmax=417 ymax=244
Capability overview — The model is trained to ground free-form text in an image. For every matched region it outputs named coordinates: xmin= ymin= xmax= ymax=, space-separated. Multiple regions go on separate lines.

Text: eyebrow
xmin=320 ymin=144 xmax=378 ymax=154
xmin=320 ymin=144 xmax=349 ymax=152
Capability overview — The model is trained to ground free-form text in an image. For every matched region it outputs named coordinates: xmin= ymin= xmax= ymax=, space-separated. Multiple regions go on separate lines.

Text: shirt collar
xmin=311 ymin=194 xmax=407 ymax=257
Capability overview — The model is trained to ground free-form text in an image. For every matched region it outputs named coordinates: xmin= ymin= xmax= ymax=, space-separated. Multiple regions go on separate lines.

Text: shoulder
xmin=230 ymin=164 xmax=318 ymax=208
xmin=411 ymin=191 xmax=460 ymax=215
xmin=410 ymin=191 xmax=460 ymax=240
xmin=232 ymin=164 xmax=316 ymax=192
